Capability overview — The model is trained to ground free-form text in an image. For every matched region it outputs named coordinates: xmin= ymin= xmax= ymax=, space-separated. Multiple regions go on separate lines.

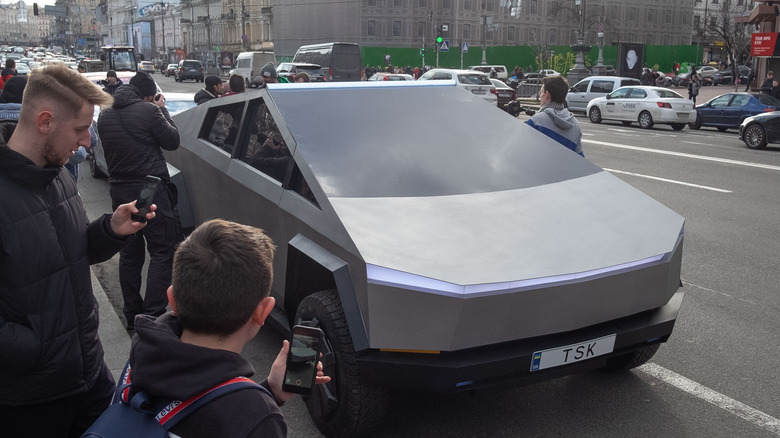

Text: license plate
xmin=499 ymin=92 xmax=512 ymax=98
xmin=676 ymin=112 xmax=689 ymax=118
xmin=471 ymin=89 xmax=486 ymax=95
xmin=530 ymin=334 xmax=616 ymax=371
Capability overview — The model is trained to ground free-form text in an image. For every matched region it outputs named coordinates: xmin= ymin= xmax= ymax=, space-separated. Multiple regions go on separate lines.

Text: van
xmin=565 ymin=76 xmax=641 ymax=113
xmin=468 ymin=65 xmax=508 ymax=80
xmin=292 ymin=42 xmax=362 ymax=81
xmin=233 ymin=51 xmax=276 ymax=87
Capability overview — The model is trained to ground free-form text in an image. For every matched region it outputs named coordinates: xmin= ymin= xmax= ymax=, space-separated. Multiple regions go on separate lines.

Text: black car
xmin=175 ymin=59 xmax=204 ymax=82
xmin=739 ymin=111 xmax=780 ymax=149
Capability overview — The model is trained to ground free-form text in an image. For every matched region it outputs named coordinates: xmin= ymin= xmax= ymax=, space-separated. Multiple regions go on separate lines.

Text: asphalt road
xmin=82 ymin=79 xmax=780 ymax=437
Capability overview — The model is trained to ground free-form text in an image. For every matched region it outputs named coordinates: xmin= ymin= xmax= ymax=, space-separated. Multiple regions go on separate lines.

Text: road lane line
xmin=585 ymin=139 xmax=780 ymax=172
xmin=639 ymin=363 xmax=780 ymax=436
xmin=603 ymin=168 xmax=732 ymax=193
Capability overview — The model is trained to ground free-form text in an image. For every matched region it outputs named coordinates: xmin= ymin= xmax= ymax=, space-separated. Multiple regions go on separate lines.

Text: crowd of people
xmin=0 ymin=63 xmax=329 ymax=437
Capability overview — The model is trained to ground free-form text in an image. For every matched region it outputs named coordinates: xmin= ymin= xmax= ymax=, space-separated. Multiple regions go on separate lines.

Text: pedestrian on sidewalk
xmin=525 ymin=75 xmax=584 ymax=157
xmin=97 ymin=71 xmax=182 ymax=331
xmin=0 ymin=64 xmax=155 ymax=437
xmin=688 ymin=74 xmax=701 ymax=104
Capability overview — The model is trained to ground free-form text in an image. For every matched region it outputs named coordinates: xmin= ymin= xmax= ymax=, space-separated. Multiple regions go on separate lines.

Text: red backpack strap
xmin=155 ymin=377 xmax=271 ymax=430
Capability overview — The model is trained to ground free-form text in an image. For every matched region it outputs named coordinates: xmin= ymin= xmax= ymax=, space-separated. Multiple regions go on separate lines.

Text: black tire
xmin=602 ymin=344 xmax=660 ymax=372
xmin=295 ymin=291 xmax=388 ymax=438
xmin=688 ymin=114 xmax=701 ymax=129
xmin=638 ymin=111 xmax=654 ymax=129
xmin=588 ymin=106 xmax=602 ymax=124
xmin=743 ymin=123 xmax=768 ymax=149
xmin=621 ymin=121 xmax=632 ymax=126
xmin=671 ymin=123 xmax=685 ymax=131
xmin=717 ymin=126 xmax=728 ymax=132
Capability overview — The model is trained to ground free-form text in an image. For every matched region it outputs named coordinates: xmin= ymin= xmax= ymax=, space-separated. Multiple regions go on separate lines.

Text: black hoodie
xmin=129 ymin=312 xmax=287 ymax=437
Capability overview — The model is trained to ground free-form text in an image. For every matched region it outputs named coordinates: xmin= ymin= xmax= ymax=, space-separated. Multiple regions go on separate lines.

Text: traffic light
xmin=436 ymin=24 xmax=443 ymax=45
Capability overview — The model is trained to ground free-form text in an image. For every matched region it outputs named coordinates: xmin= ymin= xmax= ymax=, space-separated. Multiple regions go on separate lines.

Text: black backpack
xmin=82 ymin=363 xmax=271 ymax=438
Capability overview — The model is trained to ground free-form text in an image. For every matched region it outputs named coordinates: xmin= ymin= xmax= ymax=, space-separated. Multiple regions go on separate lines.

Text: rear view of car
xmin=418 ymin=68 xmax=497 ymax=105
xmin=293 ymin=42 xmax=362 ymax=81
xmin=175 ymin=60 xmax=204 ymax=82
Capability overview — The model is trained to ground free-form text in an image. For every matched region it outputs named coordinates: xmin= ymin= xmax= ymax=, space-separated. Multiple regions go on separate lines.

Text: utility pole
xmin=241 ymin=0 xmax=247 ymax=51
xmin=160 ymin=2 xmax=166 ymax=62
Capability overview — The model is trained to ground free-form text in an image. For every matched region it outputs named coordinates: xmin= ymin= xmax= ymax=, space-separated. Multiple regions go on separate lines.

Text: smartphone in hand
xmin=130 ymin=176 xmax=161 ymax=223
xmin=282 ymin=325 xmax=324 ymax=395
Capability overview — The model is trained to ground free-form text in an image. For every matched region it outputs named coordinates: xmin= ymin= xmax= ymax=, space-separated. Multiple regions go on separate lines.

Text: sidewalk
xmin=92 ymin=270 xmax=132 ymax=382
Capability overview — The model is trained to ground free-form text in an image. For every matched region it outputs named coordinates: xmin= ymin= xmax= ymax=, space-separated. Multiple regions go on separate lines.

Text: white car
xmin=539 ymin=69 xmax=561 ymax=77
xmin=138 ymin=61 xmax=156 ymax=74
xmin=586 ymin=85 xmax=695 ymax=130
xmin=417 ymin=68 xmax=497 ymax=105
xmin=695 ymin=65 xmax=719 ymax=79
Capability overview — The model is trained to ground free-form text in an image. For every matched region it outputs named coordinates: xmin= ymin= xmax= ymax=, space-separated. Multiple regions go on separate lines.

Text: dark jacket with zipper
xmin=96 ymin=84 xmax=180 ymax=183
xmin=0 ymin=121 xmax=128 ymax=405
xmin=130 ymin=312 xmax=287 ymax=437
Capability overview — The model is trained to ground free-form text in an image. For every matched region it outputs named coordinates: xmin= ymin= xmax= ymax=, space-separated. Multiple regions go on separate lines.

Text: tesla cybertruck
xmin=166 ymin=79 xmax=685 ymax=437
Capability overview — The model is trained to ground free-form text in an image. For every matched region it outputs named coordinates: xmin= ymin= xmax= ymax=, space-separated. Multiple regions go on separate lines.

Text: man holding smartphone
xmin=126 ymin=219 xmax=330 ymax=436
xmin=97 ymin=71 xmax=182 ymax=331
xmin=0 ymin=64 xmax=156 ymax=437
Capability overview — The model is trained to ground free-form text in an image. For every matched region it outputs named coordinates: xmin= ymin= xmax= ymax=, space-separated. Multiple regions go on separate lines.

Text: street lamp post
xmin=567 ymin=0 xmax=591 ymax=84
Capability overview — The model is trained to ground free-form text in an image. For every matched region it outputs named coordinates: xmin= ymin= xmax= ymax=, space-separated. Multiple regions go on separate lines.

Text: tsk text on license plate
xmin=530 ymin=334 xmax=616 ymax=371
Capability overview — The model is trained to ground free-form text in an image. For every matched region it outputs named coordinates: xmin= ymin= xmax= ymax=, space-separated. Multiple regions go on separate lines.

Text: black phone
xmin=154 ymin=93 xmax=162 ymax=102
xmin=282 ymin=325 xmax=324 ymax=395
xmin=130 ymin=176 xmax=161 ymax=223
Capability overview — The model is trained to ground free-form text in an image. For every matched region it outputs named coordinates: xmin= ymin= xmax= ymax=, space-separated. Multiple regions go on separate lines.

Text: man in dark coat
xmin=101 ymin=70 xmax=123 ymax=95
xmin=0 ymin=64 xmax=155 ymax=437
xmin=97 ymin=71 xmax=181 ymax=331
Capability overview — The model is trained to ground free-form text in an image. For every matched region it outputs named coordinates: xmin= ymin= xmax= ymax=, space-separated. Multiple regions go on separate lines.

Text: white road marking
xmin=681 ymin=140 xmax=714 ymax=146
xmin=584 ymin=139 xmax=780 ymax=172
xmin=639 ymin=363 xmax=780 ymax=436
xmin=603 ymin=168 xmax=732 ymax=193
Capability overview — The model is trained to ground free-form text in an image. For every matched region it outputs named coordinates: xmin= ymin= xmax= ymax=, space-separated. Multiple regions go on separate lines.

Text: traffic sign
xmin=439 ymin=40 xmax=449 ymax=52
xmin=461 ymin=42 xmax=468 ymax=53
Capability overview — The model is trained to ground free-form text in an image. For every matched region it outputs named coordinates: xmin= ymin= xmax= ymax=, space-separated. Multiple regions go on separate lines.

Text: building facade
xmin=0 ymin=1 xmax=51 ymax=46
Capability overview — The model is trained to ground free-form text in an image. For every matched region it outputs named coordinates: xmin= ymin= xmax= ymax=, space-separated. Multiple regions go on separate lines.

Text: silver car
xmin=165 ymin=81 xmax=685 ymax=437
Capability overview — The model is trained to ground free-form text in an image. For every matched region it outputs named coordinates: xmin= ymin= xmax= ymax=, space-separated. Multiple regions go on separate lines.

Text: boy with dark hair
xmin=525 ymin=75 xmax=584 ymax=156
xmin=126 ymin=219 xmax=329 ymax=437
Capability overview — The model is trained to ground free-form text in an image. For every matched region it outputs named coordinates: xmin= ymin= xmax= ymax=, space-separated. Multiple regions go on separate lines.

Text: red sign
xmin=751 ymin=33 xmax=780 ymax=57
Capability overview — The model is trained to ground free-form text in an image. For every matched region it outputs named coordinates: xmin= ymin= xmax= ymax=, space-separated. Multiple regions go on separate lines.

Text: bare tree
xmin=698 ymin=0 xmax=752 ymax=89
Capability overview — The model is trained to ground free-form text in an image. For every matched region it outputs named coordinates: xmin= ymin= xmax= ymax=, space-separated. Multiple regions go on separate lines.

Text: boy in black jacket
xmin=126 ymin=219 xmax=329 ymax=437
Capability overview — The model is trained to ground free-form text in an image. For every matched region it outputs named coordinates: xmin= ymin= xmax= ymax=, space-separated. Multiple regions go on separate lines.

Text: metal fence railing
xmin=517 ymin=84 xmax=542 ymax=99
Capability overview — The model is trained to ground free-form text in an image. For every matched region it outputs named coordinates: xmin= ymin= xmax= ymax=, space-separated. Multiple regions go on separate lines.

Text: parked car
xmin=712 ymin=71 xmax=734 ymax=86
xmin=175 ymin=59 xmax=205 ymax=82
xmin=695 ymin=65 xmax=719 ymax=79
xmin=88 ymin=92 xmax=195 ymax=178
xmin=417 ymin=68 xmax=497 ymax=105
xmin=565 ymin=76 xmax=641 ymax=113
xmin=739 ymin=111 xmax=780 ymax=149
xmin=490 ymin=78 xmax=517 ymax=108
xmin=367 ymin=72 xmax=414 ymax=81
xmin=164 ymin=63 xmax=178 ymax=77
xmin=674 ymin=72 xmax=713 ymax=87
xmin=468 ymin=65 xmax=508 ymax=80
xmin=586 ymin=85 xmax=695 ymax=130
xmin=138 ymin=61 xmax=156 ymax=74
xmin=539 ymin=69 xmax=560 ymax=77
xmin=689 ymin=92 xmax=780 ymax=131
xmin=163 ymin=81 xmax=684 ymax=438
xmin=276 ymin=62 xmax=326 ymax=82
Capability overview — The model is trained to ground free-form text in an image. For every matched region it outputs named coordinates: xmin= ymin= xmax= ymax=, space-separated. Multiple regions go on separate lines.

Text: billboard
xmin=617 ymin=43 xmax=644 ymax=80
xmin=751 ymin=33 xmax=780 ymax=57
